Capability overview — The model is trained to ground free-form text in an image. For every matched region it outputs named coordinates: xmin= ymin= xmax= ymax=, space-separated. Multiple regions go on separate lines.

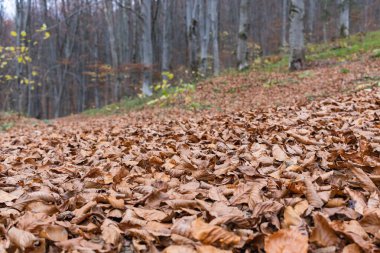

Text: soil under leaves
xmin=1 ymin=58 xmax=380 ymax=252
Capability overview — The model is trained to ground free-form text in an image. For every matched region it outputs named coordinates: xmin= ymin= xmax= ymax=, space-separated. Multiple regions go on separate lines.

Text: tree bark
xmin=161 ymin=0 xmax=171 ymax=75
xmin=186 ymin=0 xmax=199 ymax=75
xmin=307 ymin=0 xmax=316 ymax=41
xmin=322 ymin=0 xmax=329 ymax=43
xmin=141 ymin=0 xmax=153 ymax=96
xmin=209 ymin=0 xmax=219 ymax=75
xmin=199 ymin=0 xmax=210 ymax=76
xmin=104 ymin=0 xmax=120 ymax=101
xmin=237 ymin=0 xmax=250 ymax=71
xmin=338 ymin=0 xmax=349 ymax=38
xmin=289 ymin=0 xmax=305 ymax=71
xmin=281 ymin=0 xmax=288 ymax=47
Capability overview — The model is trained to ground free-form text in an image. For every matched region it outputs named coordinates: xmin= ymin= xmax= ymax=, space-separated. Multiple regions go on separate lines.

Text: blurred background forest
xmin=0 ymin=0 xmax=379 ymax=119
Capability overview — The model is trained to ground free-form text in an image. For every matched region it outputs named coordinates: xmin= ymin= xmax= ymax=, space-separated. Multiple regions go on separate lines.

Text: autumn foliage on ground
xmin=0 ymin=57 xmax=380 ymax=252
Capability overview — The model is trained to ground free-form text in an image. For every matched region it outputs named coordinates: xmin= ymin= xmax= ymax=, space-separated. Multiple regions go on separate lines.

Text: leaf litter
xmin=0 ymin=87 xmax=380 ymax=252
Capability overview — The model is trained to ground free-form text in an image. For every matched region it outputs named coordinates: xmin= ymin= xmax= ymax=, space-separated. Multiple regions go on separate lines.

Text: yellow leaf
xmin=37 ymin=23 xmax=47 ymax=32
xmin=10 ymin=31 xmax=17 ymax=37
xmin=32 ymin=71 xmax=38 ymax=76
xmin=21 ymin=31 xmax=27 ymax=37
xmin=44 ymin=32 xmax=50 ymax=39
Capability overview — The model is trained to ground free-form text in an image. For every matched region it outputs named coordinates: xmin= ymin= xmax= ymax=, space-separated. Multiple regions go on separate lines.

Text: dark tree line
xmin=0 ymin=0 xmax=379 ymax=118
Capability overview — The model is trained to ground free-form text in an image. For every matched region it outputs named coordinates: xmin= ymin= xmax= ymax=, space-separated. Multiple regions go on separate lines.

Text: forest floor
xmin=0 ymin=35 xmax=380 ymax=252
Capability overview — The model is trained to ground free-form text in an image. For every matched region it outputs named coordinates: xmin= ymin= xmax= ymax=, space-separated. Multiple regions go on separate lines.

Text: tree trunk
xmin=289 ymin=0 xmax=305 ymax=71
xmin=307 ymin=0 xmax=316 ymax=41
xmin=237 ymin=0 xmax=250 ymax=71
xmin=338 ymin=0 xmax=349 ymax=38
xmin=141 ymin=0 xmax=153 ymax=96
xmin=322 ymin=0 xmax=329 ymax=43
xmin=199 ymin=0 xmax=210 ymax=76
xmin=209 ymin=0 xmax=219 ymax=75
xmin=186 ymin=0 xmax=199 ymax=75
xmin=161 ymin=0 xmax=171 ymax=75
xmin=104 ymin=0 xmax=120 ymax=101
xmin=281 ymin=0 xmax=288 ymax=47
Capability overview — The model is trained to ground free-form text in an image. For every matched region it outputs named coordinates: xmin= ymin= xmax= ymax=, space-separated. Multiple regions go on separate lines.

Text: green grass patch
xmin=83 ymin=96 xmax=152 ymax=116
xmin=256 ymin=30 xmax=380 ymax=72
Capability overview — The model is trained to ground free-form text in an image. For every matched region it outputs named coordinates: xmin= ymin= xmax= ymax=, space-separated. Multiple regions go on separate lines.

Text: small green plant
xmin=0 ymin=122 xmax=14 ymax=131
xmin=297 ymin=70 xmax=314 ymax=79
xmin=371 ymin=49 xmax=380 ymax=58
xmin=340 ymin=68 xmax=350 ymax=74
xmin=146 ymin=72 xmax=196 ymax=107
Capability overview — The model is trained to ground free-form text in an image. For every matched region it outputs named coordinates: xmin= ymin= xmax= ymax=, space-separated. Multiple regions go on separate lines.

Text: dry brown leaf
xmin=172 ymin=216 xmax=195 ymax=238
xmin=283 ymin=206 xmax=302 ymax=228
xmin=303 ymin=177 xmax=324 ymax=208
xmin=0 ymin=190 xmax=17 ymax=203
xmin=349 ymin=167 xmax=378 ymax=193
xmin=325 ymin=198 xmax=346 ymax=208
xmin=229 ymin=184 xmax=252 ymax=205
xmin=264 ymin=229 xmax=308 ymax=253
xmin=72 ymin=200 xmax=97 ymax=217
xmin=133 ymin=207 xmax=168 ymax=221
xmin=101 ymin=219 xmax=122 ymax=245
xmin=191 ymin=218 xmax=241 ymax=247
xmin=342 ymin=244 xmax=363 ymax=253
xmin=107 ymin=195 xmax=125 ymax=209
xmin=272 ymin=144 xmax=288 ymax=162
xmin=162 ymin=245 xmax=196 ymax=253
xmin=40 ymin=225 xmax=68 ymax=242
xmin=360 ymin=210 xmax=380 ymax=235
xmin=208 ymin=187 xmax=229 ymax=204
xmin=196 ymin=245 xmax=232 ymax=253
xmin=310 ymin=213 xmax=340 ymax=247
xmin=294 ymin=200 xmax=309 ymax=215
xmin=8 ymin=227 xmax=37 ymax=250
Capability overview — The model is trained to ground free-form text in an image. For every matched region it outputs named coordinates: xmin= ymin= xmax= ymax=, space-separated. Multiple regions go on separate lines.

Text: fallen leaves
xmin=8 ymin=227 xmax=37 ymax=250
xmin=0 ymin=88 xmax=380 ymax=252
xmin=264 ymin=229 xmax=308 ymax=253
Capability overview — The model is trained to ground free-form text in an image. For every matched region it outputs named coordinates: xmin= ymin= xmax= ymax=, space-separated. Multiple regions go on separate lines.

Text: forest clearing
xmin=1 ymin=0 xmax=380 ymax=252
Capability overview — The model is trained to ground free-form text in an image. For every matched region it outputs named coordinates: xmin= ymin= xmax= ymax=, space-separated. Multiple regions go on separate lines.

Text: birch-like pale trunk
xmin=281 ymin=0 xmax=288 ymax=47
xmin=338 ymin=0 xmax=349 ymax=37
xmin=104 ymin=0 xmax=120 ymax=101
xmin=209 ymin=0 xmax=219 ymax=75
xmin=199 ymin=0 xmax=210 ymax=76
xmin=289 ymin=0 xmax=305 ymax=71
xmin=237 ymin=0 xmax=249 ymax=71
xmin=141 ymin=0 xmax=153 ymax=96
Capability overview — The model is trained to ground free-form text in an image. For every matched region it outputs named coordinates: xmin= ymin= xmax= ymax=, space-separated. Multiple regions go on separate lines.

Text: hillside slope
xmin=0 ymin=32 xmax=380 ymax=252
xmin=0 ymin=86 xmax=379 ymax=252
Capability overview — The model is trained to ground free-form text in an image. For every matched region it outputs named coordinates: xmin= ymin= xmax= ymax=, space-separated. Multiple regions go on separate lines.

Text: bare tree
xmin=209 ymin=0 xmax=219 ymax=75
xmin=307 ymin=0 xmax=316 ymax=41
xmin=322 ymin=0 xmax=330 ymax=43
xmin=161 ymin=0 xmax=171 ymax=76
xmin=237 ymin=0 xmax=250 ymax=71
xmin=281 ymin=0 xmax=288 ymax=47
xmin=199 ymin=0 xmax=210 ymax=76
xmin=104 ymin=0 xmax=120 ymax=101
xmin=289 ymin=0 xmax=305 ymax=71
xmin=186 ymin=0 xmax=200 ymax=74
xmin=141 ymin=0 xmax=153 ymax=96
xmin=338 ymin=0 xmax=349 ymax=37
